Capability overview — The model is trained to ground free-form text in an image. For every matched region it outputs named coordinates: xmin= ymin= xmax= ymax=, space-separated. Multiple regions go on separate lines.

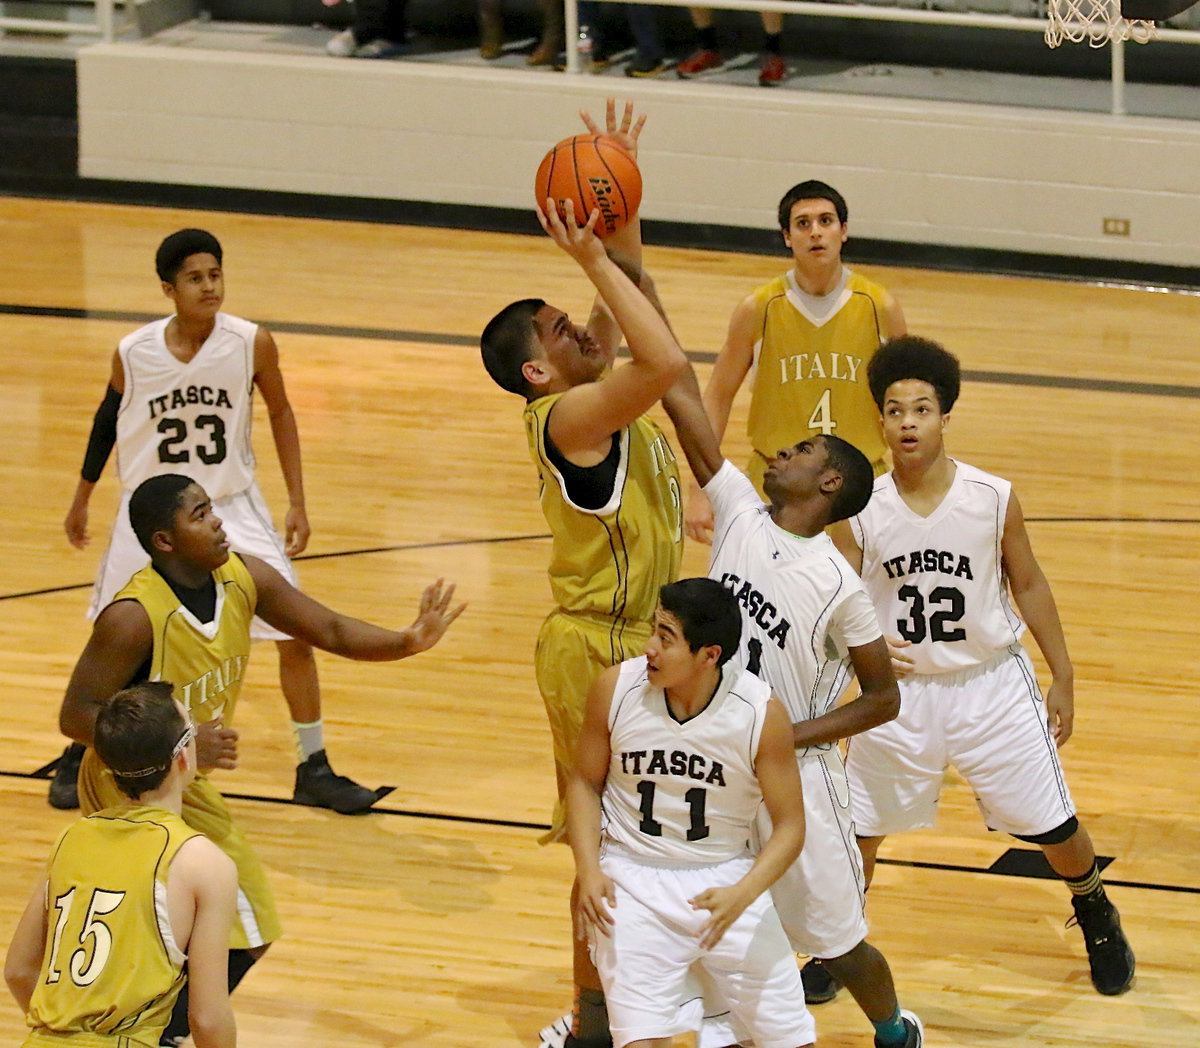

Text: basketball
xmin=534 ymin=134 xmax=643 ymax=239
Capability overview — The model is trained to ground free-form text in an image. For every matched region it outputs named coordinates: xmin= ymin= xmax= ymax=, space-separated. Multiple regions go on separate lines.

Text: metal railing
xmin=560 ymin=0 xmax=1200 ymax=116
xmin=0 ymin=0 xmax=118 ymax=41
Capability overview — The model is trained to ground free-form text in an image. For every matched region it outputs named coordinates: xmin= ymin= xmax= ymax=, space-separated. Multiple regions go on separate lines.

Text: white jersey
xmin=847 ymin=460 xmax=1025 ymax=675
xmin=601 ymin=656 xmax=771 ymax=865
xmin=705 ymin=461 xmax=881 ymax=756
xmin=115 ymin=312 xmax=258 ymax=498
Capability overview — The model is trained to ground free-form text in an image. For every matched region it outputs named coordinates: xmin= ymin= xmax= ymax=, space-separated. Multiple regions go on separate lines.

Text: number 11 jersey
xmin=847 ymin=461 xmax=1025 ymax=675
xmin=115 ymin=313 xmax=257 ymax=499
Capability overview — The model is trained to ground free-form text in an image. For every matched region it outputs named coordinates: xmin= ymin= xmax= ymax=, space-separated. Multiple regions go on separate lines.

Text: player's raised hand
xmin=574 ymin=868 xmax=617 ymax=940
xmin=405 ymin=578 xmax=466 ymax=654
xmin=581 ymin=97 xmax=646 ymax=161
xmin=537 ymin=197 xmax=605 ymax=267
xmin=690 ymin=883 xmax=755 ymax=950
xmin=196 ymin=719 xmax=238 ymax=771
xmin=884 ymin=635 xmax=916 ymax=678
xmin=284 ymin=504 xmax=311 ymax=557
xmin=1046 ymin=678 xmax=1075 ymax=747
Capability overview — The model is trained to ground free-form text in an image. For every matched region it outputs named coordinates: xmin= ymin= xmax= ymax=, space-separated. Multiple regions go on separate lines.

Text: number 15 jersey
xmin=115 ymin=312 xmax=257 ymax=498
xmin=847 ymin=461 xmax=1025 ymax=675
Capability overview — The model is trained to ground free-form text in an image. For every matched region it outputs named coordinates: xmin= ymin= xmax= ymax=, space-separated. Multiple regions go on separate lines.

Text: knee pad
xmin=1013 ymin=815 xmax=1078 ymax=846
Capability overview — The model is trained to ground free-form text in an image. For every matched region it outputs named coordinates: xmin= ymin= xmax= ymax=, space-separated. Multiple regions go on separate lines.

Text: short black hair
xmin=156 ymin=229 xmax=223 ymax=284
xmin=658 ymin=578 xmax=743 ymax=667
xmin=867 ymin=336 xmax=961 ymax=413
xmin=480 ymin=298 xmax=546 ymax=399
xmin=821 ymin=435 xmax=874 ymax=523
xmin=777 ymin=180 xmax=848 ymax=231
xmin=94 ymin=682 xmax=187 ymax=799
xmin=129 ymin=474 xmax=196 ymax=555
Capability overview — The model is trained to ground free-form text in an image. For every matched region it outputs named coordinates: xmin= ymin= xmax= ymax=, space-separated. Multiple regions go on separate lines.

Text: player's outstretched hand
xmin=690 ymin=883 xmax=754 ymax=950
xmin=884 ymin=635 xmax=916 ymax=678
xmin=284 ymin=505 xmax=311 ymax=557
xmin=1046 ymin=678 xmax=1075 ymax=747
xmin=580 ymin=97 xmax=647 ymax=161
xmin=684 ymin=490 xmax=715 ymax=545
xmin=196 ymin=719 xmax=238 ymax=771
xmin=575 ymin=869 xmax=617 ymax=940
xmin=537 ymin=197 xmax=605 ymax=268
xmin=406 ymin=579 xmax=466 ymax=655
xmin=65 ymin=497 xmax=90 ymax=549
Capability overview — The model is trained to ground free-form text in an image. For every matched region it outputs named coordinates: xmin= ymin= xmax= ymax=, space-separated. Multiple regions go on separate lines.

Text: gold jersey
xmin=23 ymin=805 xmax=200 ymax=1048
xmin=745 ymin=268 xmax=895 ymax=487
xmin=524 ymin=393 xmax=682 ymax=625
xmin=117 ymin=554 xmax=256 ymax=725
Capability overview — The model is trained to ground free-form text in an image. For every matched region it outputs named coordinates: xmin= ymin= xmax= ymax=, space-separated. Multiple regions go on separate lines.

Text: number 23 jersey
xmin=847 ymin=461 xmax=1025 ymax=675
xmin=115 ymin=312 xmax=257 ymax=498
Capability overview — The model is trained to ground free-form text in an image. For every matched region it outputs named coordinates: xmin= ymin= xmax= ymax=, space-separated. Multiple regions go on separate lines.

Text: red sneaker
xmin=759 ymin=53 xmax=787 ymax=86
xmin=676 ymin=48 xmax=724 ymax=78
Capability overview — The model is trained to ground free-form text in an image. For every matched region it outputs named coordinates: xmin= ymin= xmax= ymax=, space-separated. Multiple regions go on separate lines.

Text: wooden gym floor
xmin=0 ymin=197 xmax=1197 ymax=1046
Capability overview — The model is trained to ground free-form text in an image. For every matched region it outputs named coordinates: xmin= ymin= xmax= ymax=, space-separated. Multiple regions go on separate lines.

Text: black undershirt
xmin=118 ymin=568 xmax=218 ymax=687
xmin=543 ymin=409 xmax=621 ymax=510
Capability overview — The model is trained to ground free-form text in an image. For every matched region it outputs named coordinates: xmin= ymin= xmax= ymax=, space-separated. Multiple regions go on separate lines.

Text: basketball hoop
xmin=1045 ymin=0 xmax=1157 ymax=48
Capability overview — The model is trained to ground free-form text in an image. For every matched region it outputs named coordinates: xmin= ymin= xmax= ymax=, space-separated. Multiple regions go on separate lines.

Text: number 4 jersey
xmin=847 ymin=461 xmax=1026 ymax=675
xmin=115 ymin=313 xmax=257 ymax=499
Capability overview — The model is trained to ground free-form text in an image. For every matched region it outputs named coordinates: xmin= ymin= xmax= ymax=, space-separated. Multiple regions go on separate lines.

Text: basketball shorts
xmin=534 ymin=608 xmax=650 ymax=844
xmin=762 ymin=749 xmax=869 ymax=959
xmin=593 ymin=853 xmax=815 ymax=1048
xmin=90 ymin=482 xmax=297 ymax=642
xmin=77 ymin=749 xmax=282 ymax=950
xmin=846 ymin=644 xmax=1077 ymax=838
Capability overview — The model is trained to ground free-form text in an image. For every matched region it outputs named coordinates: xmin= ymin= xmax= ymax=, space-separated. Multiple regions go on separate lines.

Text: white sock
xmin=292 ymin=719 xmax=324 ymax=763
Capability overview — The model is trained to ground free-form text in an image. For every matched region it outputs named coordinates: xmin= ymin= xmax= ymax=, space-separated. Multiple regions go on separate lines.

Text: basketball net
xmin=1045 ymin=0 xmax=1158 ymax=46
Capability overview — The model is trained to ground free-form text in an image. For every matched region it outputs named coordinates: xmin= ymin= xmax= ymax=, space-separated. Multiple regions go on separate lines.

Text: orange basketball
xmin=534 ymin=134 xmax=643 ymax=240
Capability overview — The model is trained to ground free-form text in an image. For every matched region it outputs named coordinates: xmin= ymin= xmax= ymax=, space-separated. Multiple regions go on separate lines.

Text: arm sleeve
xmin=80 ymin=385 xmax=121 ymax=482
xmin=703 ymin=460 xmax=761 ymax=524
xmin=833 ymin=586 xmax=884 ymax=650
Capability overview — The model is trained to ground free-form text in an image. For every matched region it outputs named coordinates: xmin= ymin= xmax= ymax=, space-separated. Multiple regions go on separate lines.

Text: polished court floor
xmin=0 ymin=197 xmax=1197 ymax=1046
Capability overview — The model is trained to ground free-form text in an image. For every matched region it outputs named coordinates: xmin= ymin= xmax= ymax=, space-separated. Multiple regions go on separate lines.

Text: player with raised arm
xmin=481 ymin=99 xmax=685 ymax=1048
xmin=569 ymin=578 xmax=814 ymax=1048
xmin=663 ymin=360 xmax=924 ymax=1047
xmin=57 ymin=472 xmax=463 ymax=1047
xmin=830 ymin=335 xmax=1135 ymax=996
xmin=7 ymin=682 xmax=237 ymax=1048
xmin=685 ymin=180 xmax=905 ymax=575
xmin=55 ymin=228 xmax=379 ymax=816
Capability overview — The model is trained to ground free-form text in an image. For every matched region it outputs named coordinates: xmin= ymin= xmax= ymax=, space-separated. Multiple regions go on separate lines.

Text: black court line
xmin=4 ymin=517 xmax=1198 ymax=605
xmin=4 ymin=302 xmax=1200 ymax=401
xmin=2 ymin=768 xmax=1194 ymax=894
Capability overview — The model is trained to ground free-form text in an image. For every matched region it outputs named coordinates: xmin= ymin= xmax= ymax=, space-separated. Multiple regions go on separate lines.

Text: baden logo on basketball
xmin=534 ymin=134 xmax=643 ymax=240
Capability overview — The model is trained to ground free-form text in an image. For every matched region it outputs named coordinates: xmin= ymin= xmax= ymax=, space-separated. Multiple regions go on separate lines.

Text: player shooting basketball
xmin=480 ymin=99 xmax=687 ymax=1048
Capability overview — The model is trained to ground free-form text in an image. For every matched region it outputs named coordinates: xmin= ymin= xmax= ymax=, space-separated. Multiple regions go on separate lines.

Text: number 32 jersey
xmin=847 ymin=460 xmax=1025 ymax=675
xmin=115 ymin=312 xmax=257 ymax=498
xmin=601 ymin=656 xmax=771 ymax=865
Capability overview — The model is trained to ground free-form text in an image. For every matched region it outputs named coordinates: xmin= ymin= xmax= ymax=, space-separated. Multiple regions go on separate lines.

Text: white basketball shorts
xmin=593 ymin=853 xmax=814 ymax=1048
xmin=764 ymin=749 xmax=870 ymax=960
xmin=89 ymin=482 xmax=297 ymax=642
xmin=847 ymin=644 xmax=1076 ymax=838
